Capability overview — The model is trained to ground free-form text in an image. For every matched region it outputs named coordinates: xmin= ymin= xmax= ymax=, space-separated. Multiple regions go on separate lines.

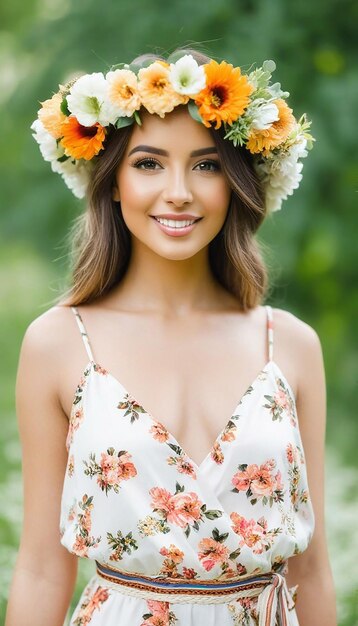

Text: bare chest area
xmin=60 ymin=307 xmax=295 ymax=466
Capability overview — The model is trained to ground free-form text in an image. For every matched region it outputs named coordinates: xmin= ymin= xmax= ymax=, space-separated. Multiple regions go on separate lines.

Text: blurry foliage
xmin=1 ymin=0 xmax=356 ymax=453
xmin=0 ymin=0 xmax=357 ymax=621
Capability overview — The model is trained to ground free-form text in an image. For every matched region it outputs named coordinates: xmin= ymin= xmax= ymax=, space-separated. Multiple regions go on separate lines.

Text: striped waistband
xmin=95 ymin=560 xmax=296 ymax=625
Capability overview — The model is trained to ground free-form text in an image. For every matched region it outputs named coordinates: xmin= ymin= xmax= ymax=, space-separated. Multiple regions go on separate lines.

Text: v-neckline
xmin=70 ymin=358 xmax=292 ymax=471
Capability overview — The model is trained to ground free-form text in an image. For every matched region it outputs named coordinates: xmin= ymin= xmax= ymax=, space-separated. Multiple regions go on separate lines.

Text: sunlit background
xmin=0 ymin=1 xmax=357 ymax=624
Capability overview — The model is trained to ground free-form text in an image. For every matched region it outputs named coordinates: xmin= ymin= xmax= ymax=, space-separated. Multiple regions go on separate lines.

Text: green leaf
xmin=115 ymin=116 xmax=134 ymax=129
xmin=188 ymin=100 xmax=204 ymax=124
xmin=57 ymin=154 xmax=70 ymax=163
xmin=168 ymin=443 xmax=182 ymax=456
xmin=238 ymin=464 xmax=248 ymax=472
xmin=204 ymin=509 xmax=223 ymax=520
xmin=229 ymin=548 xmax=241 ymax=560
xmin=133 ymin=110 xmax=142 ymax=126
xmin=60 ymin=96 xmax=70 ymax=116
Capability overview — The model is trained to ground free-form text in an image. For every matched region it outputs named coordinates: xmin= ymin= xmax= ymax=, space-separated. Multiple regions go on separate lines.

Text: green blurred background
xmin=1 ymin=0 xmax=357 ymax=624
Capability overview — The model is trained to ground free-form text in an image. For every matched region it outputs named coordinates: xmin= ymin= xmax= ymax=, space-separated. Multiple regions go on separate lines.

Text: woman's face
xmin=113 ymin=106 xmax=231 ymax=261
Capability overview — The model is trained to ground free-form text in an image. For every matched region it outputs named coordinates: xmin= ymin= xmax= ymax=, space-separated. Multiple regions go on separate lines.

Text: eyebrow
xmin=127 ymin=145 xmax=218 ymax=157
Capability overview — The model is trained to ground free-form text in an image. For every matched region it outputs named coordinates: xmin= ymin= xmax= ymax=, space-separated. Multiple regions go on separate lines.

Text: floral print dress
xmin=60 ymin=305 xmax=314 ymax=625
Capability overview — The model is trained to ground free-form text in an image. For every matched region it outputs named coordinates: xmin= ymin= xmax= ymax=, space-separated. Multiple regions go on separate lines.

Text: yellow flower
xmin=247 ymin=99 xmax=296 ymax=155
xmin=106 ymin=69 xmax=141 ymax=116
xmin=60 ymin=116 xmax=106 ymax=160
xmin=38 ymin=92 xmax=66 ymax=139
xmin=137 ymin=61 xmax=188 ymax=117
xmin=194 ymin=60 xmax=253 ymax=129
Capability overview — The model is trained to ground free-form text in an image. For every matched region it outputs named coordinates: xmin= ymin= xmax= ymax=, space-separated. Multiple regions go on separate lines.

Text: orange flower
xmin=195 ymin=60 xmax=253 ymax=129
xmin=60 ymin=116 xmax=106 ymax=160
xmin=138 ymin=61 xmax=188 ymax=117
xmin=159 ymin=544 xmax=184 ymax=564
xmin=150 ymin=421 xmax=170 ymax=442
xmin=198 ymin=537 xmax=229 ymax=571
xmin=247 ymin=99 xmax=296 ymax=156
xmin=38 ymin=92 xmax=66 ymax=139
xmin=107 ymin=69 xmax=141 ymax=115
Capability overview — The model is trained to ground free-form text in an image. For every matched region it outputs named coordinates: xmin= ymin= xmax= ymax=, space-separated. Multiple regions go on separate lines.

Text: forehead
xmin=126 ymin=106 xmax=215 ymax=153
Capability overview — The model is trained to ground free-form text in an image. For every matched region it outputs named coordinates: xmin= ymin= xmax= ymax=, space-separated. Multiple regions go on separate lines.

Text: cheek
xmin=199 ymin=179 xmax=231 ymax=216
xmin=117 ymin=171 xmax=159 ymax=211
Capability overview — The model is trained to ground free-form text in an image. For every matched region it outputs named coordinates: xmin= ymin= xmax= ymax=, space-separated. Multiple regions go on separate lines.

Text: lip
xmin=151 ymin=215 xmax=201 ymax=237
xmin=150 ymin=214 xmax=202 ymax=221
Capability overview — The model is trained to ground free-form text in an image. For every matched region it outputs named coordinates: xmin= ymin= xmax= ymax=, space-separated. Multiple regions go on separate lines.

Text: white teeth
xmin=155 ymin=218 xmax=196 ymax=228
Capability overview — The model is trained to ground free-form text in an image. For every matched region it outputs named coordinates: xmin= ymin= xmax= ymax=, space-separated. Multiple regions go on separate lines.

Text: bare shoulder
xmin=19 ymin=304 xmax=75 ymax=392
xmin=271 ymin=306 xmax=323 ymax=356
xmin=271 ymin=306 xmax=326 ymax=406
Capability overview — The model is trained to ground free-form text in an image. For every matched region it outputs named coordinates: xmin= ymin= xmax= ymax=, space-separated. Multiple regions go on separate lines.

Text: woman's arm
xmin=285 ymin=318 xmax=337 ymax=625
xmin=5 ymin=313 xmax=78 ymax=626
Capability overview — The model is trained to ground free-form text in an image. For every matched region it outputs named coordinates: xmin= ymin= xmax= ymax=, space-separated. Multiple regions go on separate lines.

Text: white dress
xmin=60 ymin=304 xmax=314 ymax=625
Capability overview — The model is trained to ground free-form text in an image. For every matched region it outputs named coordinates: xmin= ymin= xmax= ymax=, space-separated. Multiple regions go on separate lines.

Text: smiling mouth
xmin=151 ymin=216 xmax=202 ymax=228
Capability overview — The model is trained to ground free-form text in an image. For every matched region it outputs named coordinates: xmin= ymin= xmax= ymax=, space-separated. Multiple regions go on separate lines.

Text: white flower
xmin=66 ymin=72 xmax=118 ymax=127
xmin=250 ymin=99 xmax=279 ymax=130
xmin=256 ymin=138 xmax=308 ymax=212
xmin=52 ymin=158 xmax=92 ymax=199
xmin=31 ymin=119 xmax=64 ymax=162
xmin=169 ymin=54 xmax=206 ymax=95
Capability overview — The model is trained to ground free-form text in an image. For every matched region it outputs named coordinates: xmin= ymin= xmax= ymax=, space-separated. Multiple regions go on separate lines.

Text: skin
xmin=6 ymin=108 xmax=336 ymax=625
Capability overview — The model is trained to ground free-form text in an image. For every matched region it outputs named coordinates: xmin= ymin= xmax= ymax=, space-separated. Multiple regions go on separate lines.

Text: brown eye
xmin=133 ymin=158 xmax=162 ymax=170
xmin=194 ymin=160 xmax=221 ymax=172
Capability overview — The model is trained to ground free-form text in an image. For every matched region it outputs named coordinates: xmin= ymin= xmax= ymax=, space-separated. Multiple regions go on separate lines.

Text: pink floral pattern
xmin=149 ymin=483 xmax=222 ymax=537
xmin=227 ymin=597 xmax=258 ymax=625
xmin=71 ymin=494 xmax=101 ymax=557
xmin=83 ymin=447 xmax=137 ymax=495
xmin=211 ymin=441 xmax=224 ymax=464
xmin=231 ymin=459 xmax=285 ymax=506
xmin=197 ymin=528 xmax=245 ymax=577
xmin=150 ymin=423 xmax=197 ymax=478
xmin=118 ymin=393 xmax=146 ymax=422
xmin=220 ymin=419 xmax=238 ymax=442
xmin=286 ymin=443 xmax=309 ymax=511
xmin=150 ymin=421 xmax=170 ymax=442
xmin=68 ymin=454 xmax=75 ymax=477
xmin=62 ymin=305 xmax=315 ymax=625
xmin=263 ymin=377 xmax=297 ymax=426
xmin=141 ymin=600 xmax=178 ymax=625
xmin=230 ymin=512 xmax=281 ymax=554
xmin=106 ymin=529 xmax=138 ymax=561
xmin=73 ymin=583 xmax=110 ymax=626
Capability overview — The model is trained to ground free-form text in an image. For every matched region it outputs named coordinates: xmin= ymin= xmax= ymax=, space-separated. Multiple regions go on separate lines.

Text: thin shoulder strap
xmin=265 ymin=305 xmax=274 ymax=362
xmin=71 ymin=306 xmax=95 ymax=363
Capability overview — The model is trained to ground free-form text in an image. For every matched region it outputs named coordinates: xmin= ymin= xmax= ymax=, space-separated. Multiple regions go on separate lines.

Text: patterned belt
xmin=95 ymin=560 xmax=296 ymax=626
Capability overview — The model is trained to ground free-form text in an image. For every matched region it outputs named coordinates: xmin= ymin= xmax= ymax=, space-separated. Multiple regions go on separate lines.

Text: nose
xmin=162 ymin=167 xmax=193 ymax=207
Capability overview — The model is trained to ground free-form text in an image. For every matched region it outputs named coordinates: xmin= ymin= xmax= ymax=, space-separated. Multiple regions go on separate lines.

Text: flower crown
xmin=31 ymin=53 xmax=314 ymax=212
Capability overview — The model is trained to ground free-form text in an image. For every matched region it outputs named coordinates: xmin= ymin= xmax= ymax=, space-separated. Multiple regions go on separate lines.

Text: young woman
xmin=6 ymin=50 xmax=336 ymax=625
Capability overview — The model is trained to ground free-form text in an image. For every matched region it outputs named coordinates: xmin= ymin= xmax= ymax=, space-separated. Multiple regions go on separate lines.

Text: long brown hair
xmin=57 ymin=48 xmax=271 ymax=311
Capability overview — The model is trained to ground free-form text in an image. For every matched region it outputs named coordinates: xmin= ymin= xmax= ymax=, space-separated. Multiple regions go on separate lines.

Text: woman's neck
xmin=106 ymin=241 xmax=233 ymax=315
